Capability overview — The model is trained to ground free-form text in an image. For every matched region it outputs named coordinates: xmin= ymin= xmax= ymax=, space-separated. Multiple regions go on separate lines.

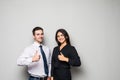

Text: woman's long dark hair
xmin=55 ymin=29 xmax=71 ymax=46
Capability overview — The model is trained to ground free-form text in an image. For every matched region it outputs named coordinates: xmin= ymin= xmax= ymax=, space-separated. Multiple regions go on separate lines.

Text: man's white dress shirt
xmin=17 ymin=42 xmax=51 ymax=77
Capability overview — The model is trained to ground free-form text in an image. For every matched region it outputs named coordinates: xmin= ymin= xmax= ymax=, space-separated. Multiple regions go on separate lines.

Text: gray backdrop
xmin=0 ymin=0 xmax=120 ymax=80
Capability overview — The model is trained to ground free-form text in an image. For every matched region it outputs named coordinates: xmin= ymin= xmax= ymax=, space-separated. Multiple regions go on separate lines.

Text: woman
xmin=51 ymin=29 xmax=81 ymax=80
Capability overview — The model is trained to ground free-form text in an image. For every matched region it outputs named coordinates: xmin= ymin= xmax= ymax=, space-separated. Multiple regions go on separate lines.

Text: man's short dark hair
xmin=32 ymin=27 xmax=43 ymax=35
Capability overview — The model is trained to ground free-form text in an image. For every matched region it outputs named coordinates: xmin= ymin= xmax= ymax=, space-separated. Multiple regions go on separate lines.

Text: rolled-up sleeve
xmin=17 ymin=47 xmax=33 ymax=66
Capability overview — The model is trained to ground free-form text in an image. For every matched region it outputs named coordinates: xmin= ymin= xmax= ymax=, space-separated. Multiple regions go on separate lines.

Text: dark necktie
xmin=39 ymin=45 xmax=48 ymax=76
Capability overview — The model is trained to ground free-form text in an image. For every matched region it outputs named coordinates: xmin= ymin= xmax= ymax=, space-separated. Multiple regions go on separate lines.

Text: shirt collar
xmin=34 ymin=42 xmax=43 ymax=47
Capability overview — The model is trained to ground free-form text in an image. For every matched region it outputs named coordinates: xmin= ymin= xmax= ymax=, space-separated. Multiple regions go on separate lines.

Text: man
xmin=17 ymin=27 xmax=51 ymax=80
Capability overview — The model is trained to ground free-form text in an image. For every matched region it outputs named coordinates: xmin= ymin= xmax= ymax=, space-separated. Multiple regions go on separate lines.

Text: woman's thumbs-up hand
xmin=58 ymin=52 xmax=69 ymax=62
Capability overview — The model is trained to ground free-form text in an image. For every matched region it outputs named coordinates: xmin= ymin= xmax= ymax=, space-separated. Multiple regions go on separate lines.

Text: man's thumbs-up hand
xmin=32 ymin=50 xmax=40 ymax=62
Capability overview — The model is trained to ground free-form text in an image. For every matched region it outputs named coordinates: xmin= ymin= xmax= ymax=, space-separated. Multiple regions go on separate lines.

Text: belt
xmin=30 ymin=76 xmax=47 ymax=80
